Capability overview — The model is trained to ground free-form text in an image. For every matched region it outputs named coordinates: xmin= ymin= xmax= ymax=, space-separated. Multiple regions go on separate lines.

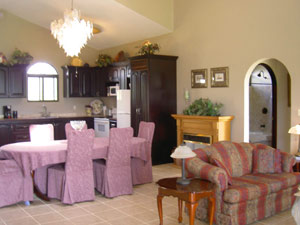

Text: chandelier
xmin=50 ymin=2 xmax=93 ymax=57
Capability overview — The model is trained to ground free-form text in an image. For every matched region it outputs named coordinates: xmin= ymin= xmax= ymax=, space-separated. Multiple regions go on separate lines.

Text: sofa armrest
xmin=186 ymin=157 xmax=228 ymax=191
xmin=280 ymin=152 xmax=296 ymax=172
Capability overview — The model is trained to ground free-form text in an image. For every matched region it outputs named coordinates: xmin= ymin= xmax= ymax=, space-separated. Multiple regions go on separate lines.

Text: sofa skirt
xmin=194 ymin=185 xmax=298 ymax=225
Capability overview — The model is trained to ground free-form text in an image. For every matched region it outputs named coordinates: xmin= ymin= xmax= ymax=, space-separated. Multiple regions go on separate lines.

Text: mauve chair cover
xmin=93 ymin=127 xmax=133 ymax=198
xmin=47 ymin=129 xmax=95 ymax=204
xmin=0 ymin=159 xmax=33 ymax=207
xmin=131 ymin=121 xmax=155 ymax=185
xmin=65 ymin=122 xmax=87 ymax=140
xmin=30 ymin=124 xmax=54 ymax=195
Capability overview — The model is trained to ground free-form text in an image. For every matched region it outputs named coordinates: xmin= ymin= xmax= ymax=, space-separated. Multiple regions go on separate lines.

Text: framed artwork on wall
xmin=211 ymin=67 xmax=229 ymax=87
xmin=191 ymin=69 xmax=208 ymax=88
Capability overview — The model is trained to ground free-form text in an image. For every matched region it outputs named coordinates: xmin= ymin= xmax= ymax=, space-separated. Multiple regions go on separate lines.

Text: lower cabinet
xmin=0 ymin=117 xmax=94 ymax=146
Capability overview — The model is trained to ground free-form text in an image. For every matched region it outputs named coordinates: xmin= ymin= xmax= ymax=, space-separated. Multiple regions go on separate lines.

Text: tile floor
xmin=0 ymin=163 xmax=297 ymax=225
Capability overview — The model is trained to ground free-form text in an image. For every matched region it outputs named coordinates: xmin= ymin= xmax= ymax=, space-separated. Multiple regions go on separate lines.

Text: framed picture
xmin=191 ymin=69 xmax=208 ymax=88
xmin=211 ymin=67 xmax=229 ymax=87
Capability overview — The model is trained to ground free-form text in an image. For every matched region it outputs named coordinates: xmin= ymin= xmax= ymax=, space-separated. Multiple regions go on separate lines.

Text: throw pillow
xmin=211 ymin=158 xmax=233 ymax=184
xmin=253 ymin=144 xmax=282 ymax=174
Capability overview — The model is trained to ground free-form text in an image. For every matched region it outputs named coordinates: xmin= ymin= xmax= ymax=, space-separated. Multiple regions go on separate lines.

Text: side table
xmin=157 ymin=177 xmax=215 ymax=225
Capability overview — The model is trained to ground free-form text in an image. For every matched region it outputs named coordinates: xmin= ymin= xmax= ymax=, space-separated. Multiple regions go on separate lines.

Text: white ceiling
xmin=0 ymin=0 xmax=171 ymax=50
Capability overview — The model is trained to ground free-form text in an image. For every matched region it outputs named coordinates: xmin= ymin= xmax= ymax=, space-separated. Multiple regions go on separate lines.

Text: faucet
xmin=41 ymin=105 xmax=49 ymax=117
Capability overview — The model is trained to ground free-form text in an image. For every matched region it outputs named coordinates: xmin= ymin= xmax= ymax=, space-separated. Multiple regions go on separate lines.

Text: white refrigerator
xmin=116 ymin=89 xmax=131 ymax=128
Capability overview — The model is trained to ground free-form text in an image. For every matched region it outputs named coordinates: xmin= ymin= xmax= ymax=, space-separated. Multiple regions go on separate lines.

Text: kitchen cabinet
xmin=0 ymin=117 xmax=94 ymax=146
xmin=130 ymin=55 xmax=178 ymax=165
xmin=108 ymin=61 xmax=130 ymax=89
xmin=63 ymin=66 xmax=109 ymax=97
xmin=0 ymin=64 xmax=28 ymax=98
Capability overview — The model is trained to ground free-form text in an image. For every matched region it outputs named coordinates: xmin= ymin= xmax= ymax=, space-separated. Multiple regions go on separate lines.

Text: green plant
xmin=138 ymin=41 xmax=159 ymax=55
xmin=9 ymin=48 xmax=33 ymax=65
xmin=183 ymin=98 xmax=223 ymax=116
xmin=95 ymin=54 xmax=112 ymax=67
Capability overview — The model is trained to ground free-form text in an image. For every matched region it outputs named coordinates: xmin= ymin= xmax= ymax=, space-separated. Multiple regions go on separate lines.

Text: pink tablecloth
xmin=0 ymin=137 xmax=147 ymax=176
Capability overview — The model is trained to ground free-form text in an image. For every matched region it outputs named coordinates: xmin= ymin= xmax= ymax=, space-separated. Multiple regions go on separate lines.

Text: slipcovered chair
xmin=65 ymin=122 xmax=87 ymax=139
xmin=30 ymin=124 xmax=54 ymax=195
xmin=0 ymin=159 xmax=33 ymax=207
xmin=93 ymin=127 xmax=133 ymax=198
xmin=47 ymin=129 xmax=95 ymax=204
xmin=131 ymin=121 xmax=155 ymax=185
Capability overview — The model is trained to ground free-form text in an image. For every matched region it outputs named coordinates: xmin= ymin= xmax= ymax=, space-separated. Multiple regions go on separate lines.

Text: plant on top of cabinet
xmin=137 ymin=40 xmax=160 ymax=55
xmin=183 ymin=98 xmax=223 ymax=116
xmin=96 ymin=54 xmax=112 ymax=68
xmin=9 ymin=48 xmax=33 ymax=65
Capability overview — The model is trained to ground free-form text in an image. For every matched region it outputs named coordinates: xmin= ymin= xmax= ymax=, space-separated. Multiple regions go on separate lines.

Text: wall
xmin=99 ymin=0 xmax=300 ymax=153
xmin=0 ymin=10 xmax=116 ymax=117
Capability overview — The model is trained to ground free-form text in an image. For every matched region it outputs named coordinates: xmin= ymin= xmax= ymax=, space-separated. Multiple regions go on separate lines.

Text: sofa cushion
xmin=253 ymin=144 xmax=282 ymax=174
xmin=193 ymin=148 xmax=211 ymax=163
xmin=223 ymin=172 xmax=300 ymax=204
xmin=210 ymin=141 xmax=255 ymax=178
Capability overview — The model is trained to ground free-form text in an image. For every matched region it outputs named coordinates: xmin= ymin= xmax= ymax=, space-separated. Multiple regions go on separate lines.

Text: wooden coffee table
xmin=157 ymin=177 xmax=215 ymax=225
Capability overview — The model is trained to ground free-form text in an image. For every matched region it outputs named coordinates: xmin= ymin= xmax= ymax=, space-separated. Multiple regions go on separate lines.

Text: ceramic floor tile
xmin=117 ymin=204 xmax=150 ymax=216
xmin=82 ymin=202 xmax=113 ymax=213
xmin=68 ymin=214 xmax=104 ymax=225
xmin=4 ymin=217 xmax=39 ymax=225
xmin=33 ymin=212 xmax=65 ymax=224
xmin=93 ymin=209 xmax=127 ymax=221
xmin=0 ymin=209 xmax=29 ymax=222
xmin=24 ymin=205 xmax=54 ymax=216
xmin=48 ymin=203 xmax=79 ymax=212
xmin=58 ymin=207 xmax=90 ymax=219
xmin=108 ymin=215 xmax=145 ymax=225
xmin=133 ymin=211 xmax=160 ymax=223
xmin=102 ymin=198 xmax=134 ymax=209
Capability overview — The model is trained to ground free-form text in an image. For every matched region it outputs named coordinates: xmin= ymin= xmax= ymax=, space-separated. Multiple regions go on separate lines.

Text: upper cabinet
xmin=63 ymin=62 xmax=130 ymax=98
xmin=0 ymin=64 xmax=28 ymax=98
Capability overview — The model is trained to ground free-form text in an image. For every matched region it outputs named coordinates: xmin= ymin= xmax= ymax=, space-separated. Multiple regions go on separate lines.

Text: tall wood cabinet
xmin=130 ymin=55 xmax=178 ymax=165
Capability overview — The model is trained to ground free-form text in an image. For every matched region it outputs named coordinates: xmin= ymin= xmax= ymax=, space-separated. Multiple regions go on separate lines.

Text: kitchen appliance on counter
xmin=3 ymin=105 xmax=12 ymax=119
xmin=107 ymin=85 xmax=119 ymax=96
xmin=116 ymin=90 xmax=131 ymax=128
xmin=94 ymin=118 xmax=117 ymax=137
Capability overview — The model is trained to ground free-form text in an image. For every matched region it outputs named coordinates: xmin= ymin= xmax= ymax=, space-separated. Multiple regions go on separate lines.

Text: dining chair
xmin=30 ymin=124 xmax=54 ymax=195
xmin=47 ymin=129 xmax=95 ymax=204
xmin=93 ymin=127 xmax=133 ymax=198
xmin=131 ymin=121 xmax=155 ymax=185
xmin=0 ymin=159 xmax=33 ymax=207
xmin=29 ymin=124 xmax=54 ymax=143
xmin=65 ymin=122 xmax=87 ymax=140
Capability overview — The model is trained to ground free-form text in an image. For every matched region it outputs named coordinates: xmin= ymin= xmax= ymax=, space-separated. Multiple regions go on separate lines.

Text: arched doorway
xmin=244 ymin=58 xmax=291 ymax=152
xmin=249 ymin=64 xmax=277 ymax=147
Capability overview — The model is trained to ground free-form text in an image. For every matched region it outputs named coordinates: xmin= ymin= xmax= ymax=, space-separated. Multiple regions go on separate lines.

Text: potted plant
xmin=95 ymin=54 xmax=113 ymax=67
xmin=183 ymin=98 xmax=223 ymax=116
xmin=9 ymin=48 xmax=33 ymax=65
xmin=138 ymin=41 xmax=160 ymax=55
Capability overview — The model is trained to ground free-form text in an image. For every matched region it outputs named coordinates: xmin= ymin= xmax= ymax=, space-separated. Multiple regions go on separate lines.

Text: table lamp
xmin=288 ymin=125 xmax=300 ymax=156
xmin=171 ymin=143 xmax=196 ymax=185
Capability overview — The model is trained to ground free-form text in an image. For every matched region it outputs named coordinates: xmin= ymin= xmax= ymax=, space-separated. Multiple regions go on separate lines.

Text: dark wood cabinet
xmin=0 ymin=64 xmax=27 ymax=98
xmin=130 ymin=55 xmax=178 ymax=165
xmin=108 ymin=61 xmax=130 ymax=89
xmin=0 ymin=67 xmax=9 ymax=97
xmin=0 ymin=117 xmax=94 ymax=146
xmin=0 ymin=124 xmax=11 ymax=146
xmin=91 ymin=67 xmax=109 ymax=97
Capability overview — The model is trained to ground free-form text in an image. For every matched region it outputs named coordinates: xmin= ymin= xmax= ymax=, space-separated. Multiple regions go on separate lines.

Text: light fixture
xmin=289 ymin=125 xmax=300 ymax=156
xmin=170 ymin=143 xmax=196 ymax=185
xmin=50 ymin=0 xmax=93 ymax=57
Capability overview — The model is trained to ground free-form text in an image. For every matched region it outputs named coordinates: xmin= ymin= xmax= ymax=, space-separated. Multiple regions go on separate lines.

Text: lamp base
xmin=176 ymin=177 xmax=191 ymax=185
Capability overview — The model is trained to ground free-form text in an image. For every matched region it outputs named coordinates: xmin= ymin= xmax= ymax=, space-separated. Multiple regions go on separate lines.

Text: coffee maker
xmin=3 ymin=105 xmax=12 ymax=119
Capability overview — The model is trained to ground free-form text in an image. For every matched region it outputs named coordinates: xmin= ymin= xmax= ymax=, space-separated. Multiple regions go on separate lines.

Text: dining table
xmin=0 ymin=137 xmax=148 ymax=202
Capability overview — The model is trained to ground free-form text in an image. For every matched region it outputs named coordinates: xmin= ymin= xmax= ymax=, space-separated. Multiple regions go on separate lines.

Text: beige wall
xmin=99 ymin=0 xmax=300 ymax=152
xmin=0 ymin=10 xmax=116 ymax=117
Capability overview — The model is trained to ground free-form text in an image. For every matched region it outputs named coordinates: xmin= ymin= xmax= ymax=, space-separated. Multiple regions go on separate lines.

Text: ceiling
xmin=0 ymin=0 xmax=172 ymax=50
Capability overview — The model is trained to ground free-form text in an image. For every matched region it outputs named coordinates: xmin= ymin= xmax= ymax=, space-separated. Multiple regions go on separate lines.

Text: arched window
xmin=27 ymin=62 xmax=58 ymax=101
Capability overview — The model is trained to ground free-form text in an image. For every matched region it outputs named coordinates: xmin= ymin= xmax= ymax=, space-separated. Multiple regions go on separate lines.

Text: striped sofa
xmin=186 ymin=141 xmax=300 ymax=225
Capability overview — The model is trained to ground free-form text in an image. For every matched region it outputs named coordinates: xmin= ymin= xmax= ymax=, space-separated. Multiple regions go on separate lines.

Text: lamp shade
xmin=289 ymin=125 xmax=300 ymax=135
xmin=171 ymin=144 xmax=196 ymax=159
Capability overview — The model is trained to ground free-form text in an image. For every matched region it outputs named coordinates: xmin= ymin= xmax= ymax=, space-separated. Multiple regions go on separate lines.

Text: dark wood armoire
xmin=130 ymin=54 xmax=178 ymax=165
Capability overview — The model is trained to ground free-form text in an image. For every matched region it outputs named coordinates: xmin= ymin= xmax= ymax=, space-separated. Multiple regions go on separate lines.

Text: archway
xmin=244 ymin=58 xmax=291 ymax=152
